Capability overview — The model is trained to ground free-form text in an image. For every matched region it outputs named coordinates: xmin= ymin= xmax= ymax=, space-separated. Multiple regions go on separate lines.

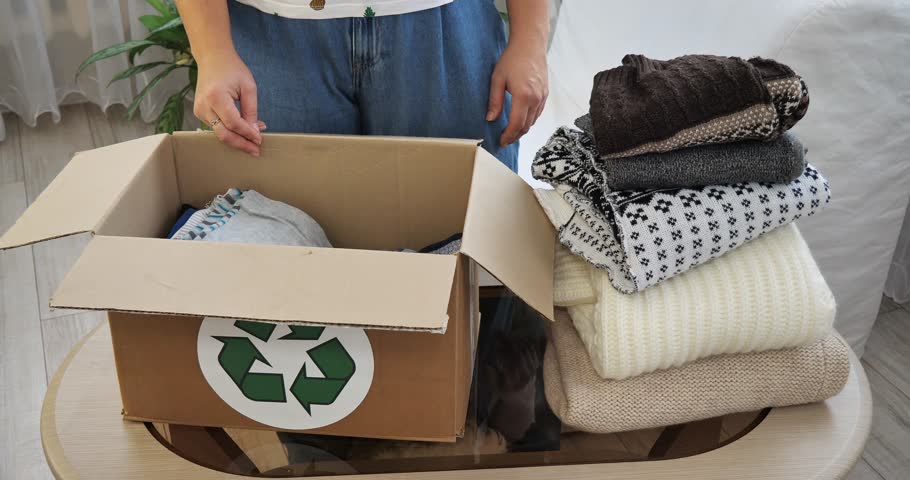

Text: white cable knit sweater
xmin=537 ymin=188 xmax=836 ymax=380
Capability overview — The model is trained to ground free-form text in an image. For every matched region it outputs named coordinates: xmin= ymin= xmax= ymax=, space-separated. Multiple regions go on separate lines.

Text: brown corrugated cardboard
xmin=461 ymin=148 xmax=556 ymax=321
xmin=172 ymin=133 xmax=478 ymax=251
xmin=53 ymin=237 xmax=457 ymax=332
xmin=0 ymin=132 xmax=553 ymax=441
xmin=108 ymin=261 xmax=472 ymax=441
xmin=0 ymin=134 xmax=175 ymax=249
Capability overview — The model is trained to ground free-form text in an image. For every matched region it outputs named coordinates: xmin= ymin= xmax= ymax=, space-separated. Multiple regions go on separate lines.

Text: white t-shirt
xmin=234 ymin=0 xmax=454 ymax=19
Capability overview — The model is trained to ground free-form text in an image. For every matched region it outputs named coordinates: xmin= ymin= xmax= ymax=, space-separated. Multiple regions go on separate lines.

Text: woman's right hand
xmin=193 ymin=50 xmax=265 ymax=156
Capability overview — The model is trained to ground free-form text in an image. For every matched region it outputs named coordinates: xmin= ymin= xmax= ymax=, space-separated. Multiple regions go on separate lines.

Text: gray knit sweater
xmin=572 ymin=121 xmax=807 ymax=189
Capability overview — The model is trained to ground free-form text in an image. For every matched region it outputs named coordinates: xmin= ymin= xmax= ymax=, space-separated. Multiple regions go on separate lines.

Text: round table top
xmin=41 ymin=322 xmax=872 ymax=479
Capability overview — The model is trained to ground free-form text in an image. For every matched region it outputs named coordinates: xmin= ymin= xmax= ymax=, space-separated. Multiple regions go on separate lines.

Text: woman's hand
xmin=193 ymin=50 xmax=264 ymax=156
xmin=487 ymin=40 xmax=549 ymax=146
xmin=488 ymin=0 xmax=550 ymax=147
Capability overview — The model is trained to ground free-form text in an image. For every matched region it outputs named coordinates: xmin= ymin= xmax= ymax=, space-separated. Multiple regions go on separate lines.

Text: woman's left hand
xmin=487 ymin=40 xmax=549 ymax=146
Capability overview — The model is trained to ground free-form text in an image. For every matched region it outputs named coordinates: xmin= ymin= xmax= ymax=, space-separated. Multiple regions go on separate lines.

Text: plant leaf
xmin=125 ymin=64 xmax=179 ymax=119
xmin=137 ymin=16 xmax=187 ymax=50
xmin=77 ymin=40 xmax=156 ymax=77
xmin=155 ymin=90 xmax=187 ymax=134
xmin=129 ymin=43 xmax=154 ymax=64
xmin=147 ymin=16 xmax=183 ymax=37
xmin=138 ymin=14 xmax=166 ymax=32
xmin=128 ymin=38 xmax=187 ymax=63
xmin=145 ymin=0 xmax=171 ymax=16
xmin=108 ymin=61 xmax=168 ymax=86
xmin=188 ymin=66 xmax=197 ymax=89
xmin=149 ymin=31 xmax=182 ymax=46
xmin=146 ymin=17 xmax=189 ymax=51
xmin=149 ymin=30 xmax=187 ymax=49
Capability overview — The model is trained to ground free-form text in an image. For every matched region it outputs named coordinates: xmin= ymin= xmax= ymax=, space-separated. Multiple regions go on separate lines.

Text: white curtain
xmin=0 ymin=0 xmax=182 ymax=141
xmin=885 ymin=206 xmax=910 ymax=303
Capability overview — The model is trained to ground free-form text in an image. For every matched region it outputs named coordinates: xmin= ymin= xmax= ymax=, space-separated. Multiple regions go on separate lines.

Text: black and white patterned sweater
xmin=533 ymin=127 xmax=831 ymax=293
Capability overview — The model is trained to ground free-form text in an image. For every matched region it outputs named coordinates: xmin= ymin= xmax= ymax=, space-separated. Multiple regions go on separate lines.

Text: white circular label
xmin=197 ymin=318 xmax=374 ymax=430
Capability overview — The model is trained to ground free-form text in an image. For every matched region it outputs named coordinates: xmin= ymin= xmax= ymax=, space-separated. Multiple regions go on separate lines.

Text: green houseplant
xmin=77 ymin=0 xmax=195 ymax=134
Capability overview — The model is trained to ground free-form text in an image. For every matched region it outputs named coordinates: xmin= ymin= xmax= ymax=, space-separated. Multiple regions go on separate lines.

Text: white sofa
xmin=520 ymin=0 xmax=910 ymax=355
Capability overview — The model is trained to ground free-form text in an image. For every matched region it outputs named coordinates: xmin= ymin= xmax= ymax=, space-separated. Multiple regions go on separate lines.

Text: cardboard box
xmin=0 ymin=132 xmax=555 ymax=442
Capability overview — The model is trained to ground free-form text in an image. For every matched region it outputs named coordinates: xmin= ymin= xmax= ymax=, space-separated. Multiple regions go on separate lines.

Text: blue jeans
xmin=228 ymin=0 xmax=518 ymax=170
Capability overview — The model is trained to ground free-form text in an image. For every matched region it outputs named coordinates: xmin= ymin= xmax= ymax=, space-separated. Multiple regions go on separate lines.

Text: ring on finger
xmin=209 ymin=117 xmax=222 ymax=129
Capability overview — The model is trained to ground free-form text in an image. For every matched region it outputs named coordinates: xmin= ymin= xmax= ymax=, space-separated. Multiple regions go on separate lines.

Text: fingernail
xmin=252 ymin=151 xmax=260 ymax=157
xmin=486 ymin=111 xmax=495 ymax=121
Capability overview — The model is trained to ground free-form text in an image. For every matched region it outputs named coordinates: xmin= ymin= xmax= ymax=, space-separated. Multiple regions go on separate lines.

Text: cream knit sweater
xmin=537 ymin=188 xmax=836 ymax=380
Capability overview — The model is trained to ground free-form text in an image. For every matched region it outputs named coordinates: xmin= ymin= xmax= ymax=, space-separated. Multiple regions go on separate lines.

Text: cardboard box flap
xmin=51 ymin=236 xmax=457 ymax=332
xmin=460 ymin=149 xmax=555 ymax=321
xmin=0 ymin=134 xmax=170 ymax=250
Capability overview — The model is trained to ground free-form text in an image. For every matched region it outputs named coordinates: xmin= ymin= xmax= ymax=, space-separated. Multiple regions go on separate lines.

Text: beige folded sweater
xmin=554 ymin=223 xmax=836 ymax=380
xmin=544 ymin=312 xmax=850 ymax=434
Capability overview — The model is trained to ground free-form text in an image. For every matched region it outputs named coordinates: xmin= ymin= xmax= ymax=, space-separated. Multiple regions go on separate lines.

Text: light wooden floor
xmin=0 ymin=105 xmax=907 ymax=479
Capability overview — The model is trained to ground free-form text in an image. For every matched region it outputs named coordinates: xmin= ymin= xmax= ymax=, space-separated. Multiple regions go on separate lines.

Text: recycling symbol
xmin=198 ymin=318 xmax=374 ymax=430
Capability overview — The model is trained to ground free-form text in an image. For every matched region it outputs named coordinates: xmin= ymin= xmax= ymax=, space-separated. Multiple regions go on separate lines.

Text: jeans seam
xmin=350 ymin=18 xmax=357 ymax=94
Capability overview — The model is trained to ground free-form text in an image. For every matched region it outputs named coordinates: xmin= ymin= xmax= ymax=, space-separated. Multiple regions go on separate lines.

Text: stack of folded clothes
xmin=531 ymin=54 xmax=848 ymax=434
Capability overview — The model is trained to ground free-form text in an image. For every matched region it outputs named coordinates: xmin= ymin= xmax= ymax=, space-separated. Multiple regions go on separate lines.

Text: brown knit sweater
xmin=589 ymin=54 xmax=798 ymax=157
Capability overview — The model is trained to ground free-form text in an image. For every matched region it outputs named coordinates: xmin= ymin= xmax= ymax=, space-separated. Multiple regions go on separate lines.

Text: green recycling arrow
xmin=214 ymin=335 xmax=287 ymax=403
xmin=280 ymin=325 xmax=325 ymax=340
xmin=234 ymin=320 xmax=276 ymax=342
xmin=290 ymin=338 xmax=356 ymax=414
xmin=213 ymin=321 xmax=358 ymax=413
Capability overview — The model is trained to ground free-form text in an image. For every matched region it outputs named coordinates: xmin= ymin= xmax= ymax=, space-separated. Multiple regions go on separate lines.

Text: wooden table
xmin=41 ymin=322 xmax=872 ymax=479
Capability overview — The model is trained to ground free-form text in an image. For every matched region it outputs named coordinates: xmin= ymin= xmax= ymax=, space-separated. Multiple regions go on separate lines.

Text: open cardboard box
xmin=0 ymin=132 xmax=555 ymax=442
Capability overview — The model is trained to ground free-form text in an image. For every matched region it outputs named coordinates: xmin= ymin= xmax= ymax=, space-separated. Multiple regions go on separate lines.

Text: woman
xmin=175 ymin=0 xmax=549 ymax=171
